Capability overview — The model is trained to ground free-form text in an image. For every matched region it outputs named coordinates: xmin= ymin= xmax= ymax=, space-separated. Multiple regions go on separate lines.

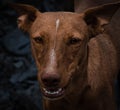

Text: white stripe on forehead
xmin=45 ymin=19 xmax=60 ymax=71
xmin=45 ymin=19 xmax=60 ymax=72
xmin=53 ymin=19 xmax=60 ymax=49
xmin=56 ymin=19 xmax=60 ymax=32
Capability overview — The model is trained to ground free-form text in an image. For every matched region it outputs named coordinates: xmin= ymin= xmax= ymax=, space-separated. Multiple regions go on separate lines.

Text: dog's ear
xmin=83 ymin=2 xmax=120 ymax=37
xmin=10 ymin=3 xmax=40 ymax=32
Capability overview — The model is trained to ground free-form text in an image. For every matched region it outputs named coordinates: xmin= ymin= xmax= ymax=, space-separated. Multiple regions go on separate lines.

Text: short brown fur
xmin=12 ymin=2 xmax=120 ymax=110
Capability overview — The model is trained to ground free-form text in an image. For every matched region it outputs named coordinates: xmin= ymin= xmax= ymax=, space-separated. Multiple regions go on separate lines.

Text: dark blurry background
xmin=0 ymin=0 xmax=120 ymax=110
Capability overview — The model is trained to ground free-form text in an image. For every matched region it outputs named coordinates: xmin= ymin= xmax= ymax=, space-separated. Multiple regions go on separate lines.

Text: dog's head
xmin=11 ymin=2 xmax=120 ymax=100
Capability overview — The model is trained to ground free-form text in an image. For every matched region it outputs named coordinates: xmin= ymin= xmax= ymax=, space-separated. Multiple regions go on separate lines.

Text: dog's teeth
xmin=43 ymin=88 xmax=62 ymax=95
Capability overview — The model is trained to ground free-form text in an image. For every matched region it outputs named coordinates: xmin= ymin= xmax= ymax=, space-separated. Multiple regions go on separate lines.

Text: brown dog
xmin=12 ymin=2 xmax=120 ymax=110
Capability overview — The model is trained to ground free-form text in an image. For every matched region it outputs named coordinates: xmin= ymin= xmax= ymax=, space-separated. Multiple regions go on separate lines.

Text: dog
xmin=11 ymin=2 xmax=120 ymax=110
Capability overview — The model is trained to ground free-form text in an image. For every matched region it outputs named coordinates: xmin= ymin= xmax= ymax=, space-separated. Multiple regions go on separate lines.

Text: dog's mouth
xmin=40 ymin=75 xmax=72 ymax=100
xmin=41 ymin=87 xmax=65 ymax=100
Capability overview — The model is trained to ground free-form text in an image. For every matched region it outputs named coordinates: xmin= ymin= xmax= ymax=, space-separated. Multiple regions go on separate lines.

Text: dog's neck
xmin=43 ymin=84 xmax=89 ymax=110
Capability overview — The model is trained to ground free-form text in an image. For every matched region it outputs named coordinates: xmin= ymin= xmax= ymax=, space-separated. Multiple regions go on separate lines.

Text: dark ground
xmin=0 ymin=0 xmax=120 ymax=110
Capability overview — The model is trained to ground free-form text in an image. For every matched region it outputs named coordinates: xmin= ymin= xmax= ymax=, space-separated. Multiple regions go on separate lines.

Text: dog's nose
xmin=41 ymin=72 xmax=60 ymax=87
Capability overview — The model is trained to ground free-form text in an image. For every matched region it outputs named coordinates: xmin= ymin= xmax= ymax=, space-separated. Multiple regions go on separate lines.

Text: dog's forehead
xmin=41 ymin=12 xmax=80 ymax=21
xmin=31 ymin=12 xmax=86 ymax=36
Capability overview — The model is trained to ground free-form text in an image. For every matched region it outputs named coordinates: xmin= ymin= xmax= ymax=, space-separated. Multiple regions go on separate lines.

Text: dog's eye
xmin=68 ymin=37 xmax=81 ymax=45
xmin=34 ymin=37 xmax=43 ymax=44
